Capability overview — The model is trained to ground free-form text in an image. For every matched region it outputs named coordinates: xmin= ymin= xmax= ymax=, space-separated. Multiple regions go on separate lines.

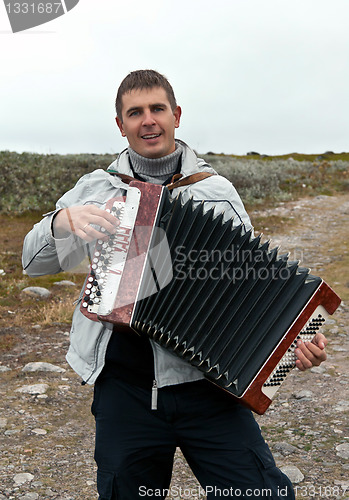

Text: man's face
xmin=116 ymin=87 xmax=181 ymax=159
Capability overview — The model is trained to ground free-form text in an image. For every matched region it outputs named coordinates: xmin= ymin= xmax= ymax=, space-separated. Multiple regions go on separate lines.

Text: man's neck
xmin=127 ymin=142 xmax=183 ymax=185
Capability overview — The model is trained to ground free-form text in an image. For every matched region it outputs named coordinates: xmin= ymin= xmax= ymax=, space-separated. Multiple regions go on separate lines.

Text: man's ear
xmin=174 ymin=106 xmax=182 ymax=128
xmin=115 ymin=116 xmax=126 ymax=137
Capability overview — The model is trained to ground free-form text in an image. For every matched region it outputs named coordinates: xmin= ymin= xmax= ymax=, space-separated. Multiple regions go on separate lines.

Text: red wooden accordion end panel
xmin=97 ymin=182 xmax=164 ymax=326
xmin=238 ymin=281 xmax=341 ymax=414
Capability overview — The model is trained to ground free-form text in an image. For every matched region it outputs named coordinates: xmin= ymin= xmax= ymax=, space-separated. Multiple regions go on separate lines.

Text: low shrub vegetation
xmin=202 ymin=154 xmax=349 ymax=207
xmin=1 ymin=150 xmax=348 ymax=214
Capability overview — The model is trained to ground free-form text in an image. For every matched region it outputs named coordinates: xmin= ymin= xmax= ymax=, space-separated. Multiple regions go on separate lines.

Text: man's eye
xmin=154 ymin=107 xmax=163 ymax=112
xmin=129 ymin=110 xmax=140 ymax=117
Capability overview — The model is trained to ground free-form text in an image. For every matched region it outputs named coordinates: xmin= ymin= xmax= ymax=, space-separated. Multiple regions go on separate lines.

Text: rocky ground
xmin=0 ymin=193 xmax=348 ymax=499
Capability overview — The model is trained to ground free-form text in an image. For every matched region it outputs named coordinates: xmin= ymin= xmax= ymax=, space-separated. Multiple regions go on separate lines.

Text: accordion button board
xmin=261 ymin=307 xmax=326 ymax=399
xmin=81 ymin=199 xmax=127 ymax=314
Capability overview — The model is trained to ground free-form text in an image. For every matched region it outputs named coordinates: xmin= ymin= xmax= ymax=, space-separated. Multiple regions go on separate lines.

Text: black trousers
xmin=91 ymin=377 xmax=295 ymax=500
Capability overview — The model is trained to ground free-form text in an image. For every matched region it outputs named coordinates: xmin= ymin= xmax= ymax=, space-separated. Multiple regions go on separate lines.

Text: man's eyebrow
xmin=125 ymin=106 xmax=142 ymax=115
xmin=125 ymin=102 xmax=168 ymax=115
xmin=150 ymin=102 xmax=167 ymax=108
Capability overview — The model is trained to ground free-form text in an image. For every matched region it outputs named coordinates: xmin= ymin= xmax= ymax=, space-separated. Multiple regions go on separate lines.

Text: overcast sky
xmin=1 ymin=0 xmax=348 ymax=156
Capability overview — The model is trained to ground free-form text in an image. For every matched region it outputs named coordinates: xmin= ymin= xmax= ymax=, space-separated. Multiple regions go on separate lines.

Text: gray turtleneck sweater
xmin=127 ymin=142 xmax=183 ymax=184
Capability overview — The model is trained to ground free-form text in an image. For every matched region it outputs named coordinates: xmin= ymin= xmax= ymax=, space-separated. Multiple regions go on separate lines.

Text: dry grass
xmin=249 ymin=214 xmax=298 ymax=234
xmin=40 ymin=296 xmax=77 ymax=326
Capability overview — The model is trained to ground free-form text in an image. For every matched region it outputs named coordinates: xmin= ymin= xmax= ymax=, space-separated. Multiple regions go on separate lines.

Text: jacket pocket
xmin=249 ymin=439 xmax=276 ymax=470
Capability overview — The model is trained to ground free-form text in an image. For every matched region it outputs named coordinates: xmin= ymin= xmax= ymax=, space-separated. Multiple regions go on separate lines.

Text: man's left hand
xmin=295 ymin=332 xmax=328 ymax=371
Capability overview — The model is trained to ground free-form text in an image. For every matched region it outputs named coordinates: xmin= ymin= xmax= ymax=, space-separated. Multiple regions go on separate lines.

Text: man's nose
xmin=142 ymin=110 xmax=156 ymax=126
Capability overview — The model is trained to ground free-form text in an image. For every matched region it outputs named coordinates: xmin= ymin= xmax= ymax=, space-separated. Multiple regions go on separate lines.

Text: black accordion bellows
xmin=132 ymin=192 xmax=322 ymax=398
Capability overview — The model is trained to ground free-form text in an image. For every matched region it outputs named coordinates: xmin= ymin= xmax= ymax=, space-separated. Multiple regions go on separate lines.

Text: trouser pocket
xmin=249 ymin=440 xmax=295 ymax=499
xmin=97 ymin=469 xmax=118 ymax=499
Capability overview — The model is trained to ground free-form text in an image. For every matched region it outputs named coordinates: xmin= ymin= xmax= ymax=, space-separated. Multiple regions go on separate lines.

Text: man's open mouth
xmin=141 ymin=134 xmax=161 ymax=139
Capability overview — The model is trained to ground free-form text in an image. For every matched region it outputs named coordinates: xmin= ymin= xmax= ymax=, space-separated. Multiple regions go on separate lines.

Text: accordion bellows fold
xmin=81 ymin=181 xmax=341 ymax=414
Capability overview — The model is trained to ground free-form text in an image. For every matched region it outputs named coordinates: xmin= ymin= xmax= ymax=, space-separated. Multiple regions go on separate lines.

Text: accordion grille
xmin=132 ymin=194 xmax=322 ymax=397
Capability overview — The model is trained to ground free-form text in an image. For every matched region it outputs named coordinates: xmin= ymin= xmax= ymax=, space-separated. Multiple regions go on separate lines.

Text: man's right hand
xmin=53 ymin=205 xmax=120 ymax=242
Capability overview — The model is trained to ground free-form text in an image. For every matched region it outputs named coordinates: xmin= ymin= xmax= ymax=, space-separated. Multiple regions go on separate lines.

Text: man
xmin=23 ymin=70 xmax=327 ymax=499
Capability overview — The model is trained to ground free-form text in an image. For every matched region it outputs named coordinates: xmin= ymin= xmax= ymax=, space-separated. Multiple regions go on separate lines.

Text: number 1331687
xmin=5 ymin=3 xmax=63 ymax=15
xmin=294 ymin=485 xmax=347 ymax=497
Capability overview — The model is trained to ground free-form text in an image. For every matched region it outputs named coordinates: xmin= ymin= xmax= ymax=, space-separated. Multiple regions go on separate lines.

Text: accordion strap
xmin=165 ymin=172 xmax=214 ymax=191
xmin=108 ymin=172 xmax=137 ymax=185
xmin=108 ymin=170 xmax=214 ymax=191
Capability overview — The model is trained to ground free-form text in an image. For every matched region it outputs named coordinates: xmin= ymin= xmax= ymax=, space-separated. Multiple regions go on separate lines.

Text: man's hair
xmin=115 ymin=69 xmax=177 ymax=120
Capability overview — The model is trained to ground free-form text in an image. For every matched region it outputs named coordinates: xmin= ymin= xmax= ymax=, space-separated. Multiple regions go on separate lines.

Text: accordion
xmin=81 ymin=180 xmax=341 ymax=414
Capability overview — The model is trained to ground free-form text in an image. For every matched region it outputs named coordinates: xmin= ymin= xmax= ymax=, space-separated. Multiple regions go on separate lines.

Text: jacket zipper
xmin=151 ymin=380 xmax=158 ymax=410
xmin=149 ymin=340 xmax=159 ymax=410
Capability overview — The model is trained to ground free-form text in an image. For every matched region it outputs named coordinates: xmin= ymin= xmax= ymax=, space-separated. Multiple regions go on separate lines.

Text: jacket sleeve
xmin=22 ymin=175 xmax=94 ymax=277
xmin=22 ymin=212 xmax=91 ymax=276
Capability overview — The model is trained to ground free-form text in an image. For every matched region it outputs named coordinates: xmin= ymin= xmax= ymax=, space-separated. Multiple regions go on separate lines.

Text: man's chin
xmin=136 ymin=145 xmax=169 ymax=159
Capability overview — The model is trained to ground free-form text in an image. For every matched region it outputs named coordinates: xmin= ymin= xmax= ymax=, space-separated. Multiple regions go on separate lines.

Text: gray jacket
xmin=22 ymin=140 xmax=252 ymax=387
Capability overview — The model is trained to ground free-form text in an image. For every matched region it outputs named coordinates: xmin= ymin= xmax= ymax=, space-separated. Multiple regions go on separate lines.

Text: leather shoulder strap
xmin=108 ymin=170 xmax=214 ymax=191
xmin=165 ymin=172 xmax=214 ymax=191
xmin=107 ymin=171 xmax=136 ymax=184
